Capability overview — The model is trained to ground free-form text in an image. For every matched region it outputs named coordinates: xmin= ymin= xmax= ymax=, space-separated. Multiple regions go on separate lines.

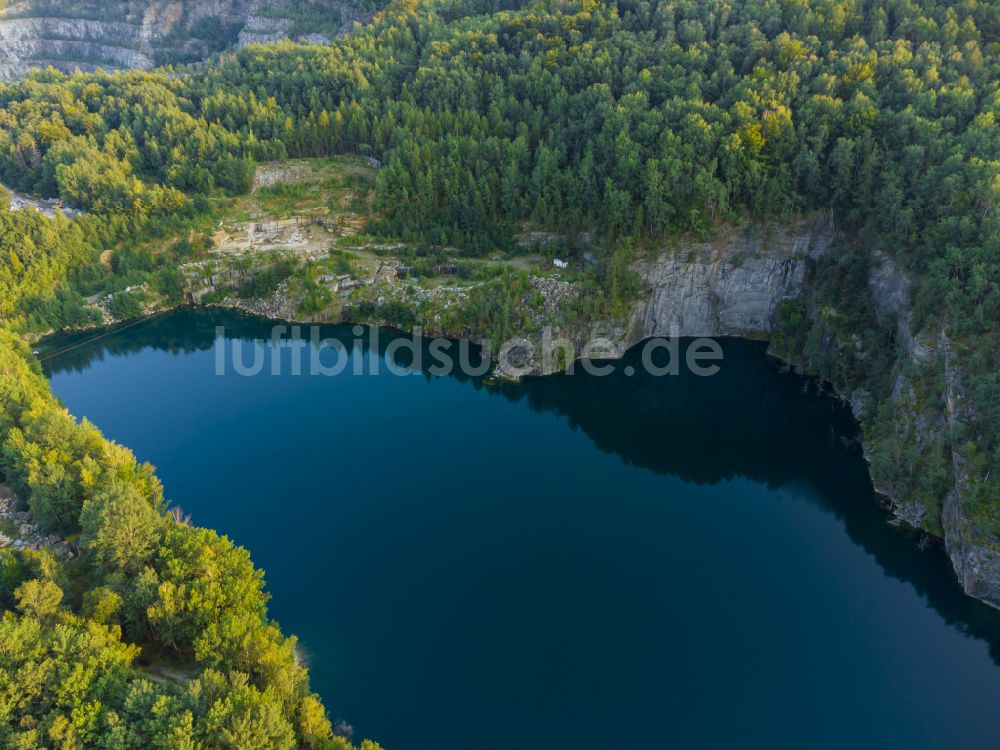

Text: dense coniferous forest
xmin=0 ymin=0 xmax=998 ymax=745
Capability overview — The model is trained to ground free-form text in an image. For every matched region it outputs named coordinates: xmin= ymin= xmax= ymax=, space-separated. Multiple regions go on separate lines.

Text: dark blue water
xmin=40 ymin=309 xmax=1000 ymax=749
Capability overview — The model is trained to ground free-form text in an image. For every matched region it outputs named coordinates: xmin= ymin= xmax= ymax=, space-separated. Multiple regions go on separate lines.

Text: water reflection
xmin=40 ymin=308 xmax=1000 ymax=663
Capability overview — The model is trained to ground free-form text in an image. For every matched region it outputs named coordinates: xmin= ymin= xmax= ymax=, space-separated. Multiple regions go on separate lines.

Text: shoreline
xmin=37 ymin=299 xmax=941 ymax=554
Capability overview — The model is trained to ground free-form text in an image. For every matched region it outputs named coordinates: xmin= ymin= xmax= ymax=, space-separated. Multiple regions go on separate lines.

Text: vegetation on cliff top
xmin=0 ymin=325 xmax=383 ymax=748
xmin=0 ymin=0 xmax=999 ymax=743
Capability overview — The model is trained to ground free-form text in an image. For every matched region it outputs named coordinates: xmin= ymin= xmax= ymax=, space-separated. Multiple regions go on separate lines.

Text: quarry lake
xmin=40 ymin=308 xmax=1000 ymax=750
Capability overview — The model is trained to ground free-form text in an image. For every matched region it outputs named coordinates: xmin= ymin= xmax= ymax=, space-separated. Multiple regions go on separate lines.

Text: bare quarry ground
xmin=211 ymin=156 xmax=375 ymax=259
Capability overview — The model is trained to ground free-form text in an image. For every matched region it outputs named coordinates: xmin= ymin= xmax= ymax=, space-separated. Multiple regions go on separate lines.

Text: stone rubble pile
xmin=528 ymin=275 xmax=578 ymax=324
xmin=0 ymin=485 xmax=75 ymax=561
xmin=222 ymin=279 xmax=300 ymax=321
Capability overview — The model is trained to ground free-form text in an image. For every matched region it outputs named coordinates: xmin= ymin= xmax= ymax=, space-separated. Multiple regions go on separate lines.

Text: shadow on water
xmin=39 ymin=307 xmax=1000 ymax=664
xmin=501 ymin=344 xmax=1000 ymax=664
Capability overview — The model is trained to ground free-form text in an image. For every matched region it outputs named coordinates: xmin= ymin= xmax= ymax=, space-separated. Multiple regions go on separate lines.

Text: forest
xmin=0 ymin=0 xmax=998 ymax=745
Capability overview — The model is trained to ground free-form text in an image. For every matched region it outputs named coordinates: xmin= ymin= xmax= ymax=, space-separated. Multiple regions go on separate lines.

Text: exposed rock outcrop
xmin=0 ymin=0 xmax=364 ymax=80
xmin=0 ymin=483 xmax=75 ymax=560
xmin=0 ymin=17 xmax=151 ymax=79
xmin=625 ymin=218 xmax=1000 ymax=610
xmin=629 ymin=218 xmax=833 ymax=341
xmin=235 ymin=12 xmax=293 ymax=47
xmin=864 ymin=253 xmax=935 ymax=525
xmin=855 ymin=253 xmax=1000 ymax=608
xmin=940 ymin=335 xmax=1000 ymax=608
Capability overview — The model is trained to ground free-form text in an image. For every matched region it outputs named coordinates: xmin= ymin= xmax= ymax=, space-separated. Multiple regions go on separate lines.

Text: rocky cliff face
xmin=627 ymin=219 xmax=1000 ymax=610
xmin=940 ymin=337 xmax=1000 ymax=608
xmin=629 ymin=219 xmax=833 ymax=341
xmin=0 ymin=0 xmax=363 ymax=79
xmin=490 ymin=219 xmax=833 ymax=377
xmin=857 ymin=254 xmax=1000 ymax=609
